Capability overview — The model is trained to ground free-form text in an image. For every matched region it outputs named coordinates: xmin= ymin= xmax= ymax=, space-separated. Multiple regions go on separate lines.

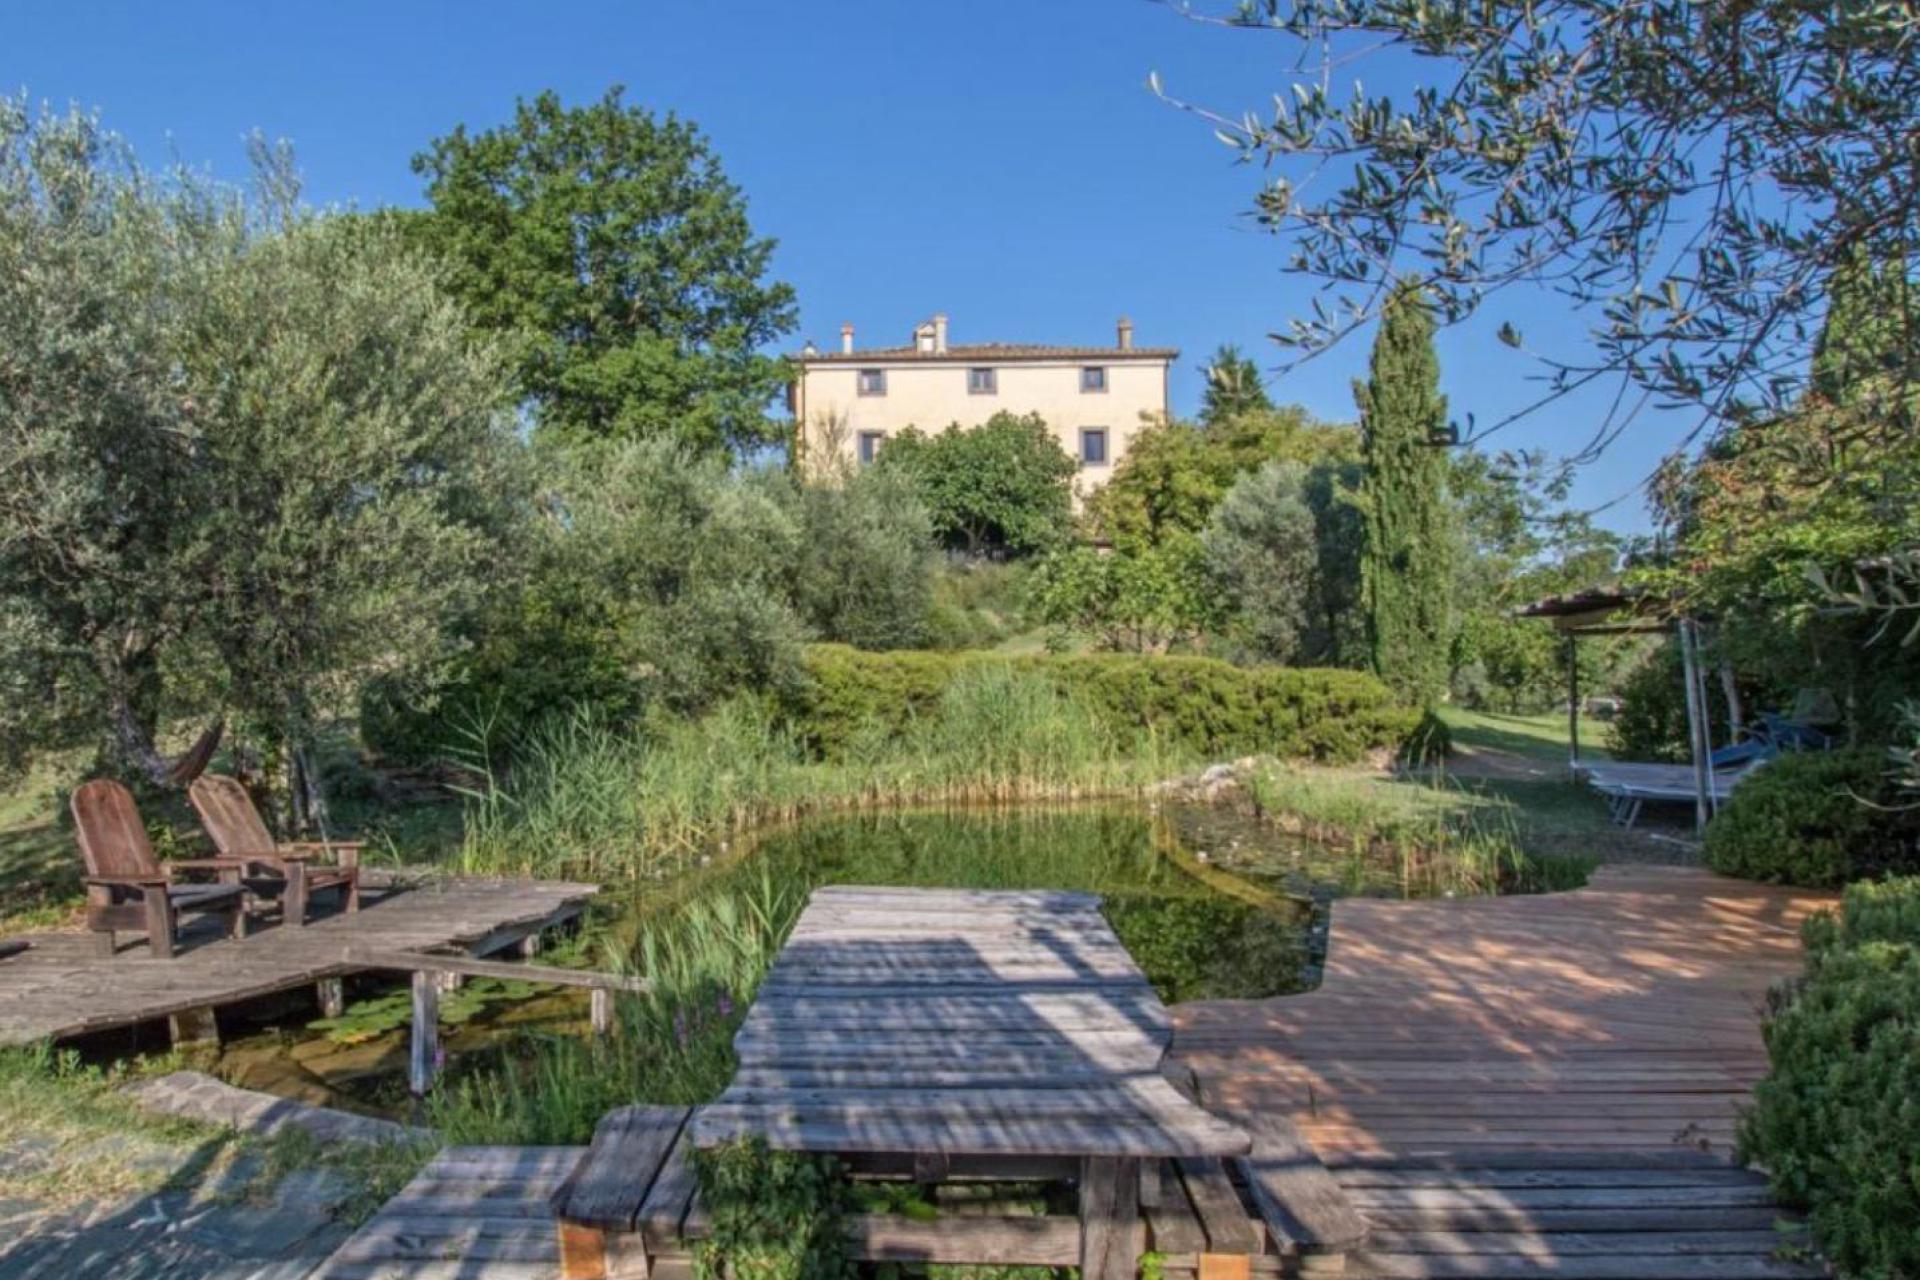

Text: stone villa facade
xmin=790 ymin=314 xmax=1175 ymax=489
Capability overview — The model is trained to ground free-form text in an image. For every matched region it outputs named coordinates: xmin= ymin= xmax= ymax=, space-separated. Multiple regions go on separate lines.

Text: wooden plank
xmin=348 ymin=947 xmax=652 ymax=993
xmin=1079 ymin=1157 xmax=1141 ymax=1280
xmin=848 ymin=1213 xmax=1083 ymax=1266
xmin=689 ymin=1105 xmax=1251 ymax=1159
xmin=637 ymin=1134 xmax=701 ymax=1251
xmin=553 ymin=1105 xmax=691 ymax=1230
xmin=410 ymin=971 xmax=439 ymax=1096
xmin=1174 ymin=1157 xmax=1262 ymax=1256
xmin=1345 ymin=1252 xmax=1824 ymax=1278
xmin=1144 ymin=1160 xmax=1209 ymax=1256
xmin=1199 ymin=1254 xmax=1253 ymax=1280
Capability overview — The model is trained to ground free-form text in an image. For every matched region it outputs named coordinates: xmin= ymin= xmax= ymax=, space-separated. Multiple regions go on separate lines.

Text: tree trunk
xmin=100 ymin=637 xmax=173 ymax=786
xmin=287 ymin=738 xmax=330 ymax=837
xmin=1717 ymin=658 xmax=1745 ymax=745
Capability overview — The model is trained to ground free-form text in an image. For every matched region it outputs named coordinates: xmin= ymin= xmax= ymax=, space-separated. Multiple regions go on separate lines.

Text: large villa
xmin=790 ymin=313 xmax=1176 ymax=488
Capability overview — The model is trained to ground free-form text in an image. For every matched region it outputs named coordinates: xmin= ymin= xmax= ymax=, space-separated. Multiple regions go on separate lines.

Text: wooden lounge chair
xmin=188 ymin=774 xmax=361 ymax=926
xmin=72 ymin=779 xmax=249 ymax=959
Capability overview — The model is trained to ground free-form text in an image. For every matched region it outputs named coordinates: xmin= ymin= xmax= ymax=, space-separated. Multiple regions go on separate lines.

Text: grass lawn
xmin=0 ymin=752 xmax=88 ymax=935
xmin=1440 ymin=706 xmax=1612 ymax=763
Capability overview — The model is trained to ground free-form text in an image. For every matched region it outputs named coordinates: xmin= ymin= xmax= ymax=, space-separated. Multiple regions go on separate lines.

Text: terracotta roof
xmin=799 ymin=342 xmax=1178 ymax=364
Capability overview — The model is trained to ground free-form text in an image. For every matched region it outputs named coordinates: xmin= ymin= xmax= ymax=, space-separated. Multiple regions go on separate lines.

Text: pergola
xmin=1518 ymin=587 xmax=1721 ymax=831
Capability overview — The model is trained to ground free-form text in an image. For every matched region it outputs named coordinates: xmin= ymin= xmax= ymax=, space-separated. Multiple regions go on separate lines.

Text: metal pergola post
xmin=1676 ymin=618 xmax=1713 ymax=833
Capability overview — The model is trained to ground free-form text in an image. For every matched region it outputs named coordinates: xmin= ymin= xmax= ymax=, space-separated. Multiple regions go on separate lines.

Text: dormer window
xmin=858 ymin=369 xmax=887 ymax=397
xmin=967 ymin=368 xmax=997 ymax=395
xmin=1081 ymin=366 xmax=1108 ymax=393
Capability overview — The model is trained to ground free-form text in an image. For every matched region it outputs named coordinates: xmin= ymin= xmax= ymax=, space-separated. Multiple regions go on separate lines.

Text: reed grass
xmin=425 ymin=871 xmax=802 ymax=1144
xmin=1242 ymin=763 xmax=1595 ymax=896
xmin=455 ymin=667 xmax=1183 ymax=881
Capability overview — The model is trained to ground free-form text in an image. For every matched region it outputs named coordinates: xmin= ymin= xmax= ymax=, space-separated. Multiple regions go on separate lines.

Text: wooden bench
xmin=552 ymin=1105 xmax=695 ymax=1279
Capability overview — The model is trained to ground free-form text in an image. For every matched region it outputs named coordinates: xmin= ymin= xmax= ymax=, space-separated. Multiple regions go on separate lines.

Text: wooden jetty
xmin=0 ymin=872 xmax=597 ymax=1048
xmin=548 ymin=886 xmax=1366 ymax=1280
xmin=317 ymin=869 xmax=1834 ymax=1280
xmin=1173 ymin=865 xmax=1831 ymax=1279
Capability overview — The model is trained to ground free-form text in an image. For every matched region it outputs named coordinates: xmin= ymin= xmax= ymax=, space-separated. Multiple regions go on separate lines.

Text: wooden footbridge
xmin=313 ymin=870 xmax=1830 ymax=1279
xmin=0 ymin=872 xmax=598 ymax=1049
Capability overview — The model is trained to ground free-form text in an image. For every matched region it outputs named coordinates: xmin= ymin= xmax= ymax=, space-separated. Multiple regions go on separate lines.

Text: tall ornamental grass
xmin=1244 ymin=763 xmax=1592 ymax=896
xmin=456 ymin=668 xmax=1180 ymax=881
xmin=427 ymin=871 xmax=801 ymax=1144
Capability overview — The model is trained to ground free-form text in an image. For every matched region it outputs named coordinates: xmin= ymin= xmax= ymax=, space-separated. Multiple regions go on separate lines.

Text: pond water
xmin=205 ymin=801 xmax=1527 ymax=1117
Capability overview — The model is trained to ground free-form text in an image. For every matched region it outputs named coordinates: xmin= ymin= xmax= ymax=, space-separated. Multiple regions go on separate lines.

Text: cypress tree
xmin=1200 ymin=343 xmax=1274 ymax=425
xmin=1355 ymin=284 xmax=1455 ymax=705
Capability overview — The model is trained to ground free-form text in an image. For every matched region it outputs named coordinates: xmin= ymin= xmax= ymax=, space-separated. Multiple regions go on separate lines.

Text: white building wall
xmin=797 ymin=359 xmax=1169 ymax=492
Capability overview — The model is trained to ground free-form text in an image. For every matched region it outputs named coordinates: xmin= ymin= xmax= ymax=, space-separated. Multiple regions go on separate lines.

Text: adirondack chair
xmin=72 ymin=779 xmax=249 ymax=959
xmin=188 ymin=774 xmax=361 ymax=926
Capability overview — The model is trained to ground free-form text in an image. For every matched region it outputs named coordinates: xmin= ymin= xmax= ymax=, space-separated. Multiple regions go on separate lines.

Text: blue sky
xmin=9 ymin=0 xmax=1707 ymax=532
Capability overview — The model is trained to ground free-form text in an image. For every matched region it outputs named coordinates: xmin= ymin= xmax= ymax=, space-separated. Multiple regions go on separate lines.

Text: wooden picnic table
xmin=551 ymin=887 xmax=1365 ymax=1280
xmin=690 ymin=885 xmax=1251 ymax=1280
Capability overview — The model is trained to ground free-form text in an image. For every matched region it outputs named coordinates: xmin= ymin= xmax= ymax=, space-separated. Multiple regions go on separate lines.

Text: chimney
xmin=840 ymin=323 xmax=854 ymax=355
xmin=932 ymin=313 xmax=949 ymax=355
xmin=1117 ymin=317 xmax=1134 ymax=351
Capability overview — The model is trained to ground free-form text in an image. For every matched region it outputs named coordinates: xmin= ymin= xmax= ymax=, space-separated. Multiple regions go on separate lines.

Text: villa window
xmin=857 ymin=431 xmax=885 ymax=466
xmin=858 ymin=369 xmax=887 ymax=396
xmin=1080 ymin=428 xmax=1109 ymax=467
xmin=1080 ymin=366 xmax=1108 ymax=393
xmin=968 ymin=367 xmax=997 ymax=395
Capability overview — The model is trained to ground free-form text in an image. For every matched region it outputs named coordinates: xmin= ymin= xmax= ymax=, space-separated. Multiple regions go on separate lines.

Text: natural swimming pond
xmin=206 ymin=801 xmax=1575 ymax=1119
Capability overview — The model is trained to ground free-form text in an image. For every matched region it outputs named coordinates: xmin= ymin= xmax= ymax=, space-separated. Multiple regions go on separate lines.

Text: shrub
xmin=1742 ymin=878 xmax=1920 ymax=1279
xmin=790 ymin=645 xmax=1416 ymax=764
xmin=781 ymin=466 xmax=934 ymax=651
xmin=363 ymin=440 xmax=810 ymax=763
xmin=1603 ymin=639 xmax=1692 ymax=763
xmin=924 ymin=561 xmax=1028 ymax=651
xmin=1703 ymin=749 xmax=1919 ymax=887
xmin=876 ymin=412 xmax=1075 ymax=556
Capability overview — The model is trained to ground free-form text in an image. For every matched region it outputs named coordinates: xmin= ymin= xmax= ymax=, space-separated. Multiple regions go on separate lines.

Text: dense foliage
xmin=411 ymin=87 xmax=797 ymax=452
xmin=1198 ymin=342 xmax=1274 ymax=426
xmin=1356 ymin=285 xmax=1455 ymax=705
xmin=0 ymin=103 xmax=519 ymax=824
xmin=1448 ymin=452 xmax=1628 ymax=714
xmin=1629 ymin=248 xmax=1920 ymax=753
xmin=1743 ymin=878 xmax=1920 ymax=1279
xmin=876 ymin=411 xmax=1077 ymax=556
xmin=1703 ymin=750 xmax=1919 ymax=888
xmin=1025 ymin=535 xmax=1217 ymax=655
xmin=792 ymin=644 xmax=1417 ymax=764
xmin=367 ymin=444 xmax=937 ymax=763
xmin=1172 ymin=0 xmax=1920 ymax=425
xmin=1202 ymin=460 xmax=1361 ymax=665
xmin=1084 ymin=406 xmax=1352 ymax=550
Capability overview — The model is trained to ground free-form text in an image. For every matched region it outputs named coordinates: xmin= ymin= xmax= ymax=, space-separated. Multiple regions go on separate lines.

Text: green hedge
xmin=1742 ymin=878 xmax=1920 ymax=1279
xmin=1703 ymin=749 xmax=1919 ymax=887
xmin=790 ymin=645 xmax=1417 ymax=763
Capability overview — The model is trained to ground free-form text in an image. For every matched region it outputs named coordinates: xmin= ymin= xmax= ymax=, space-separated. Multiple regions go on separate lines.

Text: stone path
xmin=0 ymin=1151 xmax=356 ymax=1280
xmin=0 ymin=1075 xmax=428 ymax=1279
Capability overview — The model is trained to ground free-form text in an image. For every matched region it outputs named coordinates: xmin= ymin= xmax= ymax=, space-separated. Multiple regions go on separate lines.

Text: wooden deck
xmin=315 ymin=868 xmax=1834 ymax=1280
xmin=0 ymin=873 xmax=597 ymax=1046
xmin=1172 ymin=865 xmax=1832 ymax=1279
xmin=691 ymin=885 xmax=1252 ymax=1160
xmin=313 ymin=1146 xmax=586 ymax=1280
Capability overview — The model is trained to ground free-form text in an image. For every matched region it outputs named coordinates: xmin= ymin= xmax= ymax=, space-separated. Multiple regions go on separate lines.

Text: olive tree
xmin=1157 ymin=0 xmax=1920 ymax=434
xmin=0 ymin=102 xmax=522 ymax=824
